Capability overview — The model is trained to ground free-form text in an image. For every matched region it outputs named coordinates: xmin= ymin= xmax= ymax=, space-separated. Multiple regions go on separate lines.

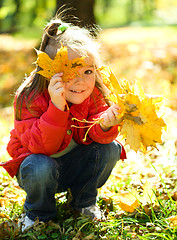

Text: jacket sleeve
xmin=11 ymin=100 xmax=69 ymax=156
xmin=87 ymin=89 xmax=119 ymax=144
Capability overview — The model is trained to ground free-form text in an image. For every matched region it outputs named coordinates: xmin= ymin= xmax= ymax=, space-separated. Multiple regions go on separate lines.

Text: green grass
xmin=0 ymin=137 xmax=177 ymax=239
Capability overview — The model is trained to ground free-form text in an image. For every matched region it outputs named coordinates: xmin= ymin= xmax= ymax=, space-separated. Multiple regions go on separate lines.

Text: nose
xmin=74 ymin=76 xmax=85 ymax=84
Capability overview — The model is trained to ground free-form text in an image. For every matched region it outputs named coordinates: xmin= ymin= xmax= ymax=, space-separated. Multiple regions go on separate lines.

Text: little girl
xmin=1 ymin=14 xmax=126 ymax=231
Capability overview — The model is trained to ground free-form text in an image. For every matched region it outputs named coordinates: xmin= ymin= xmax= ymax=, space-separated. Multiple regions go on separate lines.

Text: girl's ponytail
xmin=40 ymin=22 xmax=61 ymax=51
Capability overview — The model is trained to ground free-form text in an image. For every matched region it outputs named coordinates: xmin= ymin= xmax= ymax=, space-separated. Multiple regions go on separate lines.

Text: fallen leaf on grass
xmin=118 ymin=192 xmax=139 ymax=213
xmin=171 ymin=190 xmax=177 ymax=201
xmin=0 ymin=182 xmax=26 ymax=207
xmin=141 ymin=181 xmax=158 ymax=205
xmin=128 ymin=232 xmax=137 ymax=239
xmin=116 ymin=192 xmax=140 ymax=213
xmin=0 ymin=221 xmax=19 ymax=239
xmin=167 ymin=215 xmax=177 ymax=227
xmin=114 ymin=181 xmax=159 ymax=214
xmin=0 ymin=197 xmax=10 ymax=207
xmin=83 ymin=234 xmax=95 ymax=239
xmin=0 ymin=213 xmax=10 ymax=220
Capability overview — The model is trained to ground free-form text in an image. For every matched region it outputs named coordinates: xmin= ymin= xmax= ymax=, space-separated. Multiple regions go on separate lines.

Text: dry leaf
xmin=171 ymin=190 xmax=177 ymax=201
xmin=0 ymin=213 xmax=10 ymax=220
xmin=167 ymin=215 xmax=177 ymax=227
xmin=35 ymin=43 xmax=86 ymax=81
xmin=114 ymin=181 xmax=158 ymax=214
xmin=98 ymin=66 xmax=166 ymax=152
xmin=117 ymin=192 xmax=140 ymax=213
xmin=84 ymin=234 xmax=95 ymax=239
xmin=141 ymin=181 xmax=158 ymax=205
xmin=0 ymin=221 xmax=18 ymax=239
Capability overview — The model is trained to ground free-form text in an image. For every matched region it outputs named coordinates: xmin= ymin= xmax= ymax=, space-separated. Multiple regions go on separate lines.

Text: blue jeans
xmin=16 ymin=141 xmax=121 ymax=222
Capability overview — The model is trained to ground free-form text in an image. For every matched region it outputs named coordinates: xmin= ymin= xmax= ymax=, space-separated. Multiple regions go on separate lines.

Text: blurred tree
xmin=0 ymin=0 xmax=4 ymax=30
xmin=0 ymin=0 xmax=21 ymax=33
xmin=30 ymin=0 xmax=39 ymax=26
xmin=126 ymin=0 xmax=134 ymax=24
xmin=126 ymin=0 xmax=157 ymax=24
xmin=143 ymin=0 xmax=157 ymax=16
xmin=102 ymin=0 xmax=112 ymax=13
xmin=56 ymin=0 xmax=96 ymax=26
xmin=30 ymin=0 xmax=47 ymax=26
xmin=11 ymin=0 xmax=20 ymax=29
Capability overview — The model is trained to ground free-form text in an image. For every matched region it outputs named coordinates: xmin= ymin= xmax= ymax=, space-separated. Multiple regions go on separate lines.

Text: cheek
xmin=64 ymin=82 xmax=72 ymax=90
xmin=88 ymin=78 xmax=95 ymax=90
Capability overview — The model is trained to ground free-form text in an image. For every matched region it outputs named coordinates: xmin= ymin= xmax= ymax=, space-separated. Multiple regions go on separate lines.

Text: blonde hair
xmin=15 ymin=14 xmax=109 ymax=120
xmin=43 ymin=20 xmax=102 ymax=68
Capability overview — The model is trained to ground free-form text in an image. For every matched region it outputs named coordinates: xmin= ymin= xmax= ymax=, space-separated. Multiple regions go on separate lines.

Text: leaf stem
xmin=71 ymin=117 xmax=103 ymax=142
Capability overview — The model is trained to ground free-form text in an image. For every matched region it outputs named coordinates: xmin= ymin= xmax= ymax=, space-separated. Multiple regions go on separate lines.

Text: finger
xmin=107 ymin=108 xmax=118 ymax=121
xmin=50 ymin=73 xmax=63 ymax=85
xmin=53 ymin=73 xmax=63 ymax=78
xmin=101 ymin=113 xmax=109 ymax=124
xmin=112 ymin=108 xmax=120 ymax=119
xmin=108 ymin=110 xmax=117 ymax=122
xmin=111 ymin=105 xmax=121 ymax=114
xmin=53 ymin=81 xmax=64 ymax=90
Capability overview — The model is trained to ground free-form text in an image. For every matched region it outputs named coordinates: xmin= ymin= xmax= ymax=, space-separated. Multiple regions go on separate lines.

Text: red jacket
xmin=1 ymin=87 xmax=126 ymax=178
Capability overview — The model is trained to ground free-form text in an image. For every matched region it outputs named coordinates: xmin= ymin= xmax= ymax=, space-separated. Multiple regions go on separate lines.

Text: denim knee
xmin=96 ymin=141 xmax=121 ymax=166
xmin=95 ymin=141 xmax=121 ymax=188
xmin=17 ymin=154 xmax=59 ymax=222
xmin=63 ymin=141 xmax=121 ymax=208
xmin=18 ymin=154 xmax=59 ymax=190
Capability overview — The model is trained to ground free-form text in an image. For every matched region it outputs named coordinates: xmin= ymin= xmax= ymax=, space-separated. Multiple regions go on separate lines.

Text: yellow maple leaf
xmin=35 ymin=44 xmax=86 ymax=82
xmin=98 ymin=66 xmax=122 ymax=95
xmin=121 ymin=120 xmax=142 ymax=152
xmin=116 ymin=182 xmax=158 ymax=214
xmin=141 ymin=181 xmax=158 ymax=205
xmin=98 ymin=66 xmax=166 ymax=152
xmin=116 ymin=191 xmax=140 ymax=213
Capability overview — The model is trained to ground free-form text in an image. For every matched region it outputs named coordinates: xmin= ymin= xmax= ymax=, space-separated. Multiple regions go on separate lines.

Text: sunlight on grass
xmin=101 ymin=26 xmax=177 ymax=44
xmin=0 ymin=107 xmax=13 ymax=163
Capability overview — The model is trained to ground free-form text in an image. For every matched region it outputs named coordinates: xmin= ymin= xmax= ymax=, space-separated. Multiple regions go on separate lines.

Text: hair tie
xmin=58 ymin=23 xmax=69 ymax=33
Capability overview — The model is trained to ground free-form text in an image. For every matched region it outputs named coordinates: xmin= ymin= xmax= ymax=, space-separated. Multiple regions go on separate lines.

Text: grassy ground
xmin=0 ymin=26 xmax=177 ymax=239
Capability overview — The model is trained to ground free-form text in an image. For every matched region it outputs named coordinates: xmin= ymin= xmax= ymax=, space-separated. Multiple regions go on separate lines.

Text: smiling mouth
xmin=70 ymin=90 xmax=85 ymax=93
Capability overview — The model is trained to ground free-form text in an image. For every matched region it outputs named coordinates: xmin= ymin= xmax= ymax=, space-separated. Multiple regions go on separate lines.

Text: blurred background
xmin=0 ymin=0 xmax=177 ymax=108
xmin=1 ymin=0 xmax=177 ymax=33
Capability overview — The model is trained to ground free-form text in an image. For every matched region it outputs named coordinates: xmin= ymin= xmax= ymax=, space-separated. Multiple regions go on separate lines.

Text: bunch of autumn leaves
xmin=35 ymin=45 xmax=166 ymax=153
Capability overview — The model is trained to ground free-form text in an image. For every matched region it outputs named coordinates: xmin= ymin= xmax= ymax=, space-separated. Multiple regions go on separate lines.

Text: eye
xmin=84 ymin=69 xmax=93 ymax=75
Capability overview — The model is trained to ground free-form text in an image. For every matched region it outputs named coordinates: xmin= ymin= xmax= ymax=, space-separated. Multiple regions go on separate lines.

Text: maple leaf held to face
xmin=35 ymin=44 xmax=86 ymax=82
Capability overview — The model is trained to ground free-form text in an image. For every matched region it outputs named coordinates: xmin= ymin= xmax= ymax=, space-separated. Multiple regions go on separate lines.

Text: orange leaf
xmin=167 ymin=215 xmax=177 ymax=227
xmin=35 ymin=44 xmax=86 ymax=81
xmin=117 ymin=192 xmax=140 ymax=213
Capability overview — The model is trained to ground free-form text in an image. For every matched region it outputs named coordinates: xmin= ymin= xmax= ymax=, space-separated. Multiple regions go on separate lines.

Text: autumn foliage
xmin=99 ymin=66 xmax=166 ymax=152
xmin=35 ymin=44 xmax=86 ymax=81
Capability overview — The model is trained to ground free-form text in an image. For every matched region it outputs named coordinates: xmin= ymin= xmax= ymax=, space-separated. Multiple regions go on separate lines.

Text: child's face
xmin=64 ymin=50 xmax=96 ymax=104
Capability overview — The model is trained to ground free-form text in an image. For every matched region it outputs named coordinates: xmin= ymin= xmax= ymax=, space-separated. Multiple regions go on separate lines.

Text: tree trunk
xmin=126 ymin=0 xmax=134 ymax=24
xmin=0 ymin=0 xmax=4 ymax=30
xmin=11 ymin=0 xmax=21 ymax=29
xmin=56 ymin=0 xmax=95 ymax=27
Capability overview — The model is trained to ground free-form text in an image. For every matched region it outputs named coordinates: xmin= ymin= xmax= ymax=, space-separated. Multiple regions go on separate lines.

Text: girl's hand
xmin=48 ymin=73 xmax=67 ymax=111
xmin=100 ymin=105 xmax=123 ymax=132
